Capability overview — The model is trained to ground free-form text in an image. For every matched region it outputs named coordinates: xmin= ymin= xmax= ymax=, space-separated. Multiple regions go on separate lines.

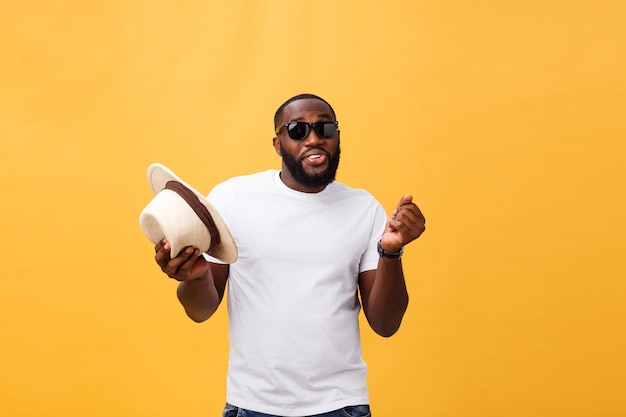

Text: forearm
xmin=362 ymin=192 xmax=424 ymax=336
xmin=364 ymin=258 xmax=409 ymax=337
xmin=176 ymin=272 xmax=221 ymax=323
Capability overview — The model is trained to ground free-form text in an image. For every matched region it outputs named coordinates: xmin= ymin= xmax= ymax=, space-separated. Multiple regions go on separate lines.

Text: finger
xmin=155 ymin=238 xmax=168 ymax=254
xmin=389 ymin=195 xmax=413 ymax=221
xmin=176 ymin=248 xmax=202 ymax=275
xmin=158 ymin=246 xmax=195 ymax=279
xmin=155 ymin=239 xmax=172 ymax=265
xmin=399 ymin=203 xmax=425 ymax=224
xmin=392 ymin=201 xmax=418 ymax=222
xmin=168 ymin=246 xmax=195 ymax=268
xmin=397 ymin=194 xmax=413 ymax=207
xmin=389 ymin=204 xmax=426 ymax=235
xmin=172 ymin=248 xmax=209 ymax=281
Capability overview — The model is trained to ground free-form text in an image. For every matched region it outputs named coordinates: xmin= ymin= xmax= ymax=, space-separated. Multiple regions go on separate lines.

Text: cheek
xmin=329 ymin=140 xmax=340 ymax=155
xmin=277 ymin=139 xmax=302 ymax=157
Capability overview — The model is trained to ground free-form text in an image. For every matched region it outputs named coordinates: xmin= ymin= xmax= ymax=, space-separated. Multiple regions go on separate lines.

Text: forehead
xmin=280 ymin=99 xmax=335 ymax=123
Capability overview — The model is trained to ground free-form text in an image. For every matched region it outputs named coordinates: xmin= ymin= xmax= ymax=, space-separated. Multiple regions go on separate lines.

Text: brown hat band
xmin=164 ymin=181 xmax=221 ymax=249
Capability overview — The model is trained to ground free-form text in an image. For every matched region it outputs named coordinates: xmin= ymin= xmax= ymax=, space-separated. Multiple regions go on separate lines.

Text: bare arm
xmin=359 ymin=195 xmax=425 ymax=337
xmin=359 ymin=259 xmax=408 ymax=337
xmin=155 ymin=238 xmax=229 ymax=323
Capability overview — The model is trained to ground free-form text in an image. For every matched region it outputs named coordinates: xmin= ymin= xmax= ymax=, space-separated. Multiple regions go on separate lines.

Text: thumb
xmin=397 ymin=194 xmax=413 ymax=207
xmin=390 ymin=195 xmax=413 ymax=220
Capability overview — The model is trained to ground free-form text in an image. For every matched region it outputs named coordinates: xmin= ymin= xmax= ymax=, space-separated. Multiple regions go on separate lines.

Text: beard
xmin=280 ymin=143 xmax=341 ymax=189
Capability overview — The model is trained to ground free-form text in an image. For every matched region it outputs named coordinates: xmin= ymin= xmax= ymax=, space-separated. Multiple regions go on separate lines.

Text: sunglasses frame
xmin=276 ymin=121 xmax=339 ymax=140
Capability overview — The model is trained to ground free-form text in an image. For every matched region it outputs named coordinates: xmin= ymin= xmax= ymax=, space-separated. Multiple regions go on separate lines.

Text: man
xmin=153 ymin=94 xmax=426 ymax=416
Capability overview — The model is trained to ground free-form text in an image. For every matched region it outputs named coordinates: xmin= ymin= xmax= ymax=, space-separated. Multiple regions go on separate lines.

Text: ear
xmin=273 ymin=136 xmax=282 ymax=156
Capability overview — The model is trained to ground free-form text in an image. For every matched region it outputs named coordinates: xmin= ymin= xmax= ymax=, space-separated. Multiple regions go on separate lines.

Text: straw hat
xmin=139 ymin=163 xmax=237 ymax=263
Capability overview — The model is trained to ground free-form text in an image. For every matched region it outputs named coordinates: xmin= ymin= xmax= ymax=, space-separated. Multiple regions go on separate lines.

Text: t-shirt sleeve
xmin=359 ymin=199 xmax=388 ymax=273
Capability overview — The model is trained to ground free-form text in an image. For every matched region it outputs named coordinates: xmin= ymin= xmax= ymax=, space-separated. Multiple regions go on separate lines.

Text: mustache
xmin=300 ymin=148 xmax=330 ymax=160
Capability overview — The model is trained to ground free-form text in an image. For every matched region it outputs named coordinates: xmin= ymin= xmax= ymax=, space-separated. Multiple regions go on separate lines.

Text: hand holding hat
xmin=139 ymin=163 xmax=238 ymax=263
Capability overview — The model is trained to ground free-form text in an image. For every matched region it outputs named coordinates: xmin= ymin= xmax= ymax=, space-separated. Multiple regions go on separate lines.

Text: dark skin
xmin=154 ymin=98 xmax=426 ymax=337
xmin=272 ymin=99 xmax=339 ymax=193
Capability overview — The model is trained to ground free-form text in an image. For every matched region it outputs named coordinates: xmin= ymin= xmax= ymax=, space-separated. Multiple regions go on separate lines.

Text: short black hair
xmin=274 ymin=94 xmax=337 ymax=129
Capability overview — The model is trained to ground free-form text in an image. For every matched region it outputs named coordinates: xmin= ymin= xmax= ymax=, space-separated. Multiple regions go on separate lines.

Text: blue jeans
xmin=222 ymin=403 xmax=371 ymax=417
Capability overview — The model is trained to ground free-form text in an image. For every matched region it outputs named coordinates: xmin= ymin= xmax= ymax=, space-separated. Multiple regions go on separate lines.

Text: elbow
xmin=373 ymin=322 xmax=402 ymax=338
xmin=370 ymin=306 xmax=406 ymax=338
xmin=184 ymin=308 xmax=211 ymax=323
xmin=369 ymin=297 xmax=409 ymax=338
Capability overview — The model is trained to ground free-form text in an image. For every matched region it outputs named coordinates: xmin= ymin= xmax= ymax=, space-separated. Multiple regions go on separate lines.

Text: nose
xmin=303 ymin=126 xmax=322 ymax=146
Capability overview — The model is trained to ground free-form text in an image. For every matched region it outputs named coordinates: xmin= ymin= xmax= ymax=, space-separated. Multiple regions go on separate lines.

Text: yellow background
xmin=1 ymin=1 xmax=625 ymax=416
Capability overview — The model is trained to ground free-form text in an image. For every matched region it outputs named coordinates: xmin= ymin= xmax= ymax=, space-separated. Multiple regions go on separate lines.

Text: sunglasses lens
xmin=287 ymin=122 xmax=309 ymax=140
xmin=284 ymin=121 xmax=337 ymax=140
xmin=316 ymin=122 xmax=337 ymax=138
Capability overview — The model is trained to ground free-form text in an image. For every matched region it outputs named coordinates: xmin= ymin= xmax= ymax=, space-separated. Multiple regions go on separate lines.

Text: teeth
xmin=309 ymin=155 xmax=321 ymax=159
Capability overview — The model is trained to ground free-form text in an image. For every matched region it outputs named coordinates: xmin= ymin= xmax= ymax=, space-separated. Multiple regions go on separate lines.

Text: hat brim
xmin=146 ymin=163 xmax=238 ymax=264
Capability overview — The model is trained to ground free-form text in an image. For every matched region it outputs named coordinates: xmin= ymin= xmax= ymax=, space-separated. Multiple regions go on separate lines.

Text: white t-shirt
xmin=207 ymin=170 xmax=387 ymax=416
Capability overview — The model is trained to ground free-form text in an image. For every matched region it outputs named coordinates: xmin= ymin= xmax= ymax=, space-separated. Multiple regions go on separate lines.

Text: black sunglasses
xmin=276 ymin=121 xmax=339 ymax=140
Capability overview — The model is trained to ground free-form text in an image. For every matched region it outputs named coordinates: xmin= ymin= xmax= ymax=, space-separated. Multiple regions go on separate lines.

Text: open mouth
xmin=303 ymin=153 xmax=327 ymax=166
